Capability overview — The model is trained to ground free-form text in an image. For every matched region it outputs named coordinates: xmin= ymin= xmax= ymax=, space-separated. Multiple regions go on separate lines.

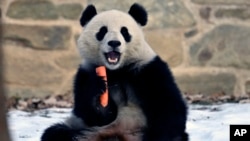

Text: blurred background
xmin=1 ymin=0 xmax=250 ymax=111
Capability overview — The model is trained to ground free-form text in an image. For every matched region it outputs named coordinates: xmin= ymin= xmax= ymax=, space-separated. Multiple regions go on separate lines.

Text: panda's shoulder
xmin=131 ymin=55 xmax=176 ymax=83
xmin=139 ymin=56 xmax=169 ymax=72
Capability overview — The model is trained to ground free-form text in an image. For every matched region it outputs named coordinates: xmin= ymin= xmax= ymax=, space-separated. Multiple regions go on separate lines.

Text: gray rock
xmin=184 ymin=28 xmax=198 ymax=38
xmin=190 ymin=24 xmax=250 ymax=69
xmin=3 ymin=24 xmax=71 ymax=50
xmin=145 ymin=30 xmax=183 ymax=67
xmin=4 ymin=55 xmax=64 ymax=87
xmin=199 ymin=7 xmax=211 ymax=21
xmin=175 ymin=72 xmax=236 ymax=95
xmin=57 ymin=3 xmax=83 ymax=20
xmin=215 ymin=8 xmax=250 ymax=20
xmin=54 ymin=54 xmax=81 ymax=70
xmin=3 ymin=45 xmax=65 ymax=98
xmin=191 ymin=0 xmax=250 ymax=5
xmin=6 ymin=0 xmax=58 ymax=20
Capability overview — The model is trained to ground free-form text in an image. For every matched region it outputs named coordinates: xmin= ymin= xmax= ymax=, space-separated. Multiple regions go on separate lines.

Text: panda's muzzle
xmin=105 ymin=40 xmax=121 ymax=65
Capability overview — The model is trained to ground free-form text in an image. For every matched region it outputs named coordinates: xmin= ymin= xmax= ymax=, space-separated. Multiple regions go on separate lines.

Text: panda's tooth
xmin=108 ymin=57 xmax=118 ymax=63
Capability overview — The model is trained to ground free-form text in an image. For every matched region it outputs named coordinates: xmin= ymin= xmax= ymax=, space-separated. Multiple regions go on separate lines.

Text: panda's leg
xmin=41 ymin=123 xmax=81 ymax=141
xmin=73 ymin=66 xmax=118 ymax=127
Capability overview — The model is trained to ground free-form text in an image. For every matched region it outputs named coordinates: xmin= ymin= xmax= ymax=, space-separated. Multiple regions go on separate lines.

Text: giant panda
xmin=41 ymin=3 xmax=188 ymax=141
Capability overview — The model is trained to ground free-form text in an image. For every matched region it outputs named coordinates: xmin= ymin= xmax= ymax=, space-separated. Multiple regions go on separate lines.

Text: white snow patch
xmin=187 ymin=103 xmax=250 ymax=141
xmin=7 ymin=103 xmax=250 ymax=141
xmin=7 ymin=108 xmax=71 ymax=141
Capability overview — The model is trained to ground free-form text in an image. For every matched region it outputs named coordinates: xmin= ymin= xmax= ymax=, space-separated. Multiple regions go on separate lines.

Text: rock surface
xmin=7 ymin=0 xmax=58 ymax=20
xmin=2 ymin=0 xmax=250 ymax=100
xmin=215 ymin=8 xmax=250 ymax=20
xmin=6 ymin=0 xmax=83 ymax=20
xmin=3 ymin=24 xmax=71 ymax=50
xmin=176 ymin=72 xmax=236 ymax=96
xmin=190 ymin=25 xmax=250 ymax=69
xmin=88 ymin=0 xmax=195 ymax=29
xmin=57 ymin=3 xmax=83 ymax=20
xmin=191 ymin=0 xmax=250 ymax=5
xmin=145 ymin=30 xmax=183 ymax=67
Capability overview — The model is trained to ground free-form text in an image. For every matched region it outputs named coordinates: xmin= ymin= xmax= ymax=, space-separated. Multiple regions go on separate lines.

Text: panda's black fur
xmin=41 ymin=3 xmax=188 ymax=141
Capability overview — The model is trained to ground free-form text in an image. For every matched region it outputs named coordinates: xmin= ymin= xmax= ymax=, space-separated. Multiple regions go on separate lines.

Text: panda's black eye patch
xmin=121 ymin=27 xmax=131 ymax=42
xmin=96 ymin=26 xmax=108 ymax=41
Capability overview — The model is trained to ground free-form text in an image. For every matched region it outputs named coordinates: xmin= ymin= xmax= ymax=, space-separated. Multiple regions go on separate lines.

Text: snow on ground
xmin=7 ymin=103 xmax=250 ymax=141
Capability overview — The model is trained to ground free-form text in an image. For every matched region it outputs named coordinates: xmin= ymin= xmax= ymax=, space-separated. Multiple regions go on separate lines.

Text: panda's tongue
xmin=107 ymin=51 xmax=119 ymax=64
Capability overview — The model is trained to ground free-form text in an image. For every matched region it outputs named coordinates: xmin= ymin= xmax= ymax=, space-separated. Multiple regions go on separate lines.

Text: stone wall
xmin=1 ymin=0 xmax=250 ymax=99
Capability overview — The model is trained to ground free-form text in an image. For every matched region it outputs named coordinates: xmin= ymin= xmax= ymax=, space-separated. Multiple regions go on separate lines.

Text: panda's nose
xmin=108 ymin=40 xmax=121 ymax=48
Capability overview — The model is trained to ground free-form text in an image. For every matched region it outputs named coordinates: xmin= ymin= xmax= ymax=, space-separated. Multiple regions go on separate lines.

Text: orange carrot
xmin=96 ymin=66 xmax=108 ymax=107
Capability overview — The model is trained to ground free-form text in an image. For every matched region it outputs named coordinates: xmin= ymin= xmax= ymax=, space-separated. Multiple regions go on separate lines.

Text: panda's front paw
xmin=92 ymin=95 xmax=118 ymax=126
xmin=96 ymin=75 xmax=107 ymax=95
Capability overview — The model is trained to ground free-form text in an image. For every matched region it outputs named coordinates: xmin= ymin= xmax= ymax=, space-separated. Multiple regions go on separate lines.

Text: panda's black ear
xmin=80 ymin=5 xmax=97 ymax=27
xmin=128 ymin=3 xmax=147 ymax=26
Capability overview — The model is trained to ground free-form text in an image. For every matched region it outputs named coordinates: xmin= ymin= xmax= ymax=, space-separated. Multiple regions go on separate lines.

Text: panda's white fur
xmin=41 ymin=3 xmax=188 ymax=141
xmin=77 ymin=10 xmax=156 ymax=70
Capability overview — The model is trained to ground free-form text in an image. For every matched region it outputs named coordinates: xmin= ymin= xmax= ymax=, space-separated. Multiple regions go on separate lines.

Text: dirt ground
xmin=6 ymin=92 xmax=250 ymax=112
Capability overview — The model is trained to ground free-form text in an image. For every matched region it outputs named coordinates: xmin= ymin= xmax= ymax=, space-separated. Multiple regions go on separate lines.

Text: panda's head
xmin=77 ymin=3 xmax=156 ymax=70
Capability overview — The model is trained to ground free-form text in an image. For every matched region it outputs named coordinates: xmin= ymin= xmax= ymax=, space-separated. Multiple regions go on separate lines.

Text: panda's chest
xmin=78 ymin=72 xmax=147 ymax=141
xmin=106 ymin=76 xmax=147 ymax=132
xmin=86 ymin=102 xmax=146 ymax=141
xmin=108 ymin=82 xmax=129 ymax=105
xmin=107 ymin=74 xmax=139 ymax=106
xmin=96 ymin=86 xmax=146 ymax=141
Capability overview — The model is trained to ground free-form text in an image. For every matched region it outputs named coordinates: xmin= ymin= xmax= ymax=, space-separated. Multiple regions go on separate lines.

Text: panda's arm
xmin=72 ymin=66 xmax=118 ymax=127
xmin=134 ymin=57 xmax=188 ymax=141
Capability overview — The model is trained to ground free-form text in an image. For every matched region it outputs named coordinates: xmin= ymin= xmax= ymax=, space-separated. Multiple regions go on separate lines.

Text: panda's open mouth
xmin=104 ymin=51 xmax=121 ymax=65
